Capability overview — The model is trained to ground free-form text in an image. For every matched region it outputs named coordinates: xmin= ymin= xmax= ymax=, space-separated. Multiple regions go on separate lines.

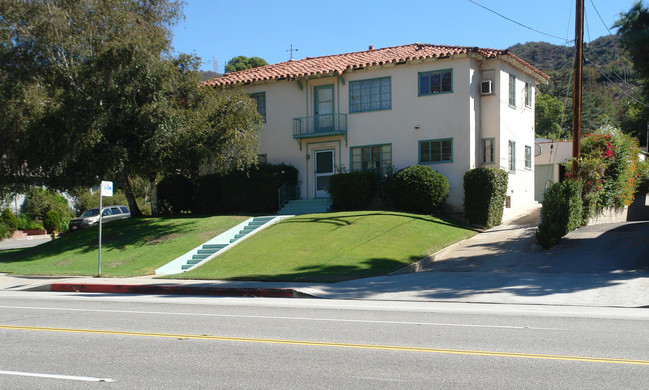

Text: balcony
xmin=292 ymin=114 xmax=347 ymax=141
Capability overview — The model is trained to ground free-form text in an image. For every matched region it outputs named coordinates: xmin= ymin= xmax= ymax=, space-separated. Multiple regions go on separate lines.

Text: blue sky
xmin=171 ymin=0 xmax=641 ymax=72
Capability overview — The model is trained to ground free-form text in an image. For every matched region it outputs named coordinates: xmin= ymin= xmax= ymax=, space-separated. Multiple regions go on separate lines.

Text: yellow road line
xmin=2 ymin=324 xmax=649 ymax=366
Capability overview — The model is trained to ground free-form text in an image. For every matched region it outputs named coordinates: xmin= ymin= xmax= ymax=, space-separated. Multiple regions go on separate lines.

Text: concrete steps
xmin=155 ymin=216 xmax=284 ymax=275
xmin=277 ymin=199 xmax=331 ymax=215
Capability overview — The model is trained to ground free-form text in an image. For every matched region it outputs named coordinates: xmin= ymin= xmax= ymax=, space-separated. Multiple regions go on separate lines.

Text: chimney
xmin=369 ymin=45 xmax=374 ymax=51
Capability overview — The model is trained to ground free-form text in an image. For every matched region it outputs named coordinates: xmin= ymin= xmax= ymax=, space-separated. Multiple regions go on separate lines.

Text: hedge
xmin=536 ymin=179 xmax=584 ymax=249
xmin=463 ymin=168 xmax=509 ymax=228
xmin=328 ymin=171 xmax=378 ymax=210
xmin=387 ymin=165 xmax=449 ymax=214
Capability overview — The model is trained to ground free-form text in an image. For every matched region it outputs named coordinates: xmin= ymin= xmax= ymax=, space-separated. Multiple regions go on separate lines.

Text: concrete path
xmin=2 ymin=208 xmax=648 ymax=307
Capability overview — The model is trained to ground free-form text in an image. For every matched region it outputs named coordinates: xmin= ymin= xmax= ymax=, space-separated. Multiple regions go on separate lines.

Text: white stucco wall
xmin=240 ymin=54 xmax=542 ymax=214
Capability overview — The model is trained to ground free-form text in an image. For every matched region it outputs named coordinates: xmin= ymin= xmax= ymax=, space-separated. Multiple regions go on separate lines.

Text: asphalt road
xmin=1 ymin=292 xmax=648 ymax=389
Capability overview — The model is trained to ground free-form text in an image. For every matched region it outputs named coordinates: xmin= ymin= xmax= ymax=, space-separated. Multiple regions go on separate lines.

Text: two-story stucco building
xmin=203 ymin=43 xmax=549 ymax=218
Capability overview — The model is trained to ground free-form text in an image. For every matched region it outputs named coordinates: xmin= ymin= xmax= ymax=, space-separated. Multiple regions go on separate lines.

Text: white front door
xmin=314 ymin=149 xmax=334 ymax=198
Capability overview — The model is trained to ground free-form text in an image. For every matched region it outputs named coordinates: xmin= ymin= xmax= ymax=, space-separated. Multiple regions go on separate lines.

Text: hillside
xmin=508 ymin=35 xmax=642 ymax=138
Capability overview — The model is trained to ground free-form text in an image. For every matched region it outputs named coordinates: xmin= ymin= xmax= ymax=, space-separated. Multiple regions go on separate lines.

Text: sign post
xmin=98 ymin=181 xmax=113 ymax=276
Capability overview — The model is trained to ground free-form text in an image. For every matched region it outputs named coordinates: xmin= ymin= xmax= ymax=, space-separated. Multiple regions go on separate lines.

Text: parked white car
xmin=68 ymin=205 xmax=131 ymax=230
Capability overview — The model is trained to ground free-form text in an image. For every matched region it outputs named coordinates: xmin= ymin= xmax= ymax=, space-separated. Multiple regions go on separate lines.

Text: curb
xmin=50 ymin=283 xmax=307 ymax=298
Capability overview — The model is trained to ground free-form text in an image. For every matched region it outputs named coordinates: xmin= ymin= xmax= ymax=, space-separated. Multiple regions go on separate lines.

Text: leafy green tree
xmin=535 ymin=94 xmax=566 ymax=139
xmin=615 ymin=2 xmax=649 ymax=82
xmin=0 ymin=1 xmax=262 ymax=217
xmin=225 ymin=56 xmax=268 ymax=73
xmin=20 ymin=187 xmax=74 ymax=223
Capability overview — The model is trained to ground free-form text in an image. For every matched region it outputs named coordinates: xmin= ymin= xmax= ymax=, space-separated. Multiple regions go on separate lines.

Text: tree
xmin=615 ymin=2 xmax=649 ymax=81
xmin=0 ymin=1 xmax=262 ymax=217
xmin=535 ymin=94 xmax=566 ymax=139
xmin=225 ymin=56 xmax=268 ymax=73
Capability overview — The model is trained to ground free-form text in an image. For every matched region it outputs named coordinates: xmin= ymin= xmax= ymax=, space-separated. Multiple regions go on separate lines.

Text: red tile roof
xmin=202 ymin=43 xmax=549 ymax=87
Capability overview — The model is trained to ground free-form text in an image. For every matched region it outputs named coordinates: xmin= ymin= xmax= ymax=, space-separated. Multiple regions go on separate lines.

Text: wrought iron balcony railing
xmin=292 ymin=113 xmax=347 ymax=139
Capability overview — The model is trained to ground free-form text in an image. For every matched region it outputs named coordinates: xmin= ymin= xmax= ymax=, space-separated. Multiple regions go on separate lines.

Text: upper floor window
xmin=351 ymin=144 xmax=392 ymax=176
xmin=418 ymin=69 xmax=452 ymax=96
xmin=482 ymin=138 xmax=495 ymax=164
xmin=508 ymin=140 xmax=516 ymax=172
xmin=525 ymin=145 xmax=532 ymax=169
xmin=524 ymin=82 xmax=533 ymax=108
xmin=349 ymin=77 xmax=391 ymax=113
xmin=250 ymin=92 xmax=266 ymax=121
xmin=508 ymin=74 xmax=516 ymax=108
xmin=419 ymin=138 xmax=453 ymax=164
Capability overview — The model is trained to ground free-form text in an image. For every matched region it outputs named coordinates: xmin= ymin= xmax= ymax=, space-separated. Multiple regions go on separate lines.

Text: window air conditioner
xmin=481 ymin=80 xmax=493 ymax=95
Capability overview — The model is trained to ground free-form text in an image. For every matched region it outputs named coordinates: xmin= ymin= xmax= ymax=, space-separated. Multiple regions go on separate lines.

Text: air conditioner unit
xmin=481 ymin=80 xmax=493 ymax=95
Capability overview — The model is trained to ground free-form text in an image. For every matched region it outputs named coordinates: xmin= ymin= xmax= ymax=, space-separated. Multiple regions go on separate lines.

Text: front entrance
xmin=314 ymin=85 xmax=334 ymax=132
xmin=314 ymin=149 xmax=334 ymax=198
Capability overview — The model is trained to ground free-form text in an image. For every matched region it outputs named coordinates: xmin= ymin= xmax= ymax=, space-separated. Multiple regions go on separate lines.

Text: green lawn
xmin=176 ymin=211 xmax=478 ymax=283
xmin=0 ymin=215 xmax=249 ymax=277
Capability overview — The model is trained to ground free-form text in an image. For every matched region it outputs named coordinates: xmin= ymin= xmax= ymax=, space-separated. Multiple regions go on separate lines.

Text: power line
xmin=467 ymin=0 xmax=573 ymax=43
xmin=588 ymin=0 xmax=614 ymax=36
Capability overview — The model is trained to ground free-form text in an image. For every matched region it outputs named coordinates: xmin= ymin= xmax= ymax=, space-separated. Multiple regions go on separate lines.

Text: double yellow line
xmin=2 ymin=325 xmax=648 ymax=366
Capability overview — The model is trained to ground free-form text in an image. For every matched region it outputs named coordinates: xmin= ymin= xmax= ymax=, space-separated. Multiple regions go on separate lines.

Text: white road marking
xmin=0 ymin=305 xmax=564 ymax=330
xmin=0 ymin=370 xmax=114 ymax=382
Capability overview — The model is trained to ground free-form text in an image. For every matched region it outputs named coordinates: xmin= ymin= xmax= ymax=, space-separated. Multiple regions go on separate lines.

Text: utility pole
xmin=571 ymin=0 xmax=584 ymax=177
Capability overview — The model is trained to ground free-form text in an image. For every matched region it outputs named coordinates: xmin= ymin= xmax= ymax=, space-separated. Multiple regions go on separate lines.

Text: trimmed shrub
xmin=328 ymin=171 xmax=378 ymax=210
xmin=194 ymin=174 xmax=222 ymax=214
xmin=388 ymin=165 xmax=449 ymax=214
xmin=0 ymin=208 xmax=18 ymax=232
xmin=16 ymin=214 xmax=44 ymax=230
xmin=463 ymin=168 xmax=509 ymax=228
xmin=43 ymin=210 xmax=61 ymax=234
xmin=536 ymin=179 xmax=584 ymax=249
xmin=0 ymin=223 xmax=11 ymax=240
xmin=157 ymin=175 xmax=195 ymax=214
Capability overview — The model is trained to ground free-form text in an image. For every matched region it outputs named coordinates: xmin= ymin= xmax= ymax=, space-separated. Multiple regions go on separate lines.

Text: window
xmin=418 ymin=69 xmax=452 ymax=96
xmin=257 ymin=154 xmax=267 ymax=164
xmin=419 ymin=139 xmax=453 ymax=164
xmin=508 ymin=141 xmax=516 ymax=172
xmin=482 ymin=138 xmax=495 ymax=164
xmin=524 ymin=82 xmax=532 ymax=108
xmin=351 ymin=144 xmax=392 ymax=176
xmin=508 ymin=74 xmax=516 ymax=108
xmin=250 ymin=92 xmax=266 ymax=121
xmin=525 ymin=145 xmax=532 ymax=169
xmin=349 ymin=77 xmax=391 ymax=113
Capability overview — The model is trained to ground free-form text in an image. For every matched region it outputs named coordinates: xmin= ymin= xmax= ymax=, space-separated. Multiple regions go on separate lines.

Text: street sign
xmin=100 ymin=181 xmax=113 ymax=197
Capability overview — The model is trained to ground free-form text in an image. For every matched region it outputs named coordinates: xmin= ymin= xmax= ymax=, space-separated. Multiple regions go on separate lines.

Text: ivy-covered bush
xmin=567 ymin=127 xmax=640 ymax=219
xmin=463 ymin=168 xmax=509 ymax=228
xmin=387 ymin=165 xmax=449 ymax=214
xmin=43 ymin=210 xmax=61 ymax=234
xmin=636 ymin=158 xmax=649 ymax=194
xmin=157 ymin=175 xmax=195 ymax=214
xmin=536 ymin=179 xmax=584 ymax=249
xmin=328 ymin=171 xmax=378 ymax=210
xmin=16 ymin=214 xmax=45 ymax=231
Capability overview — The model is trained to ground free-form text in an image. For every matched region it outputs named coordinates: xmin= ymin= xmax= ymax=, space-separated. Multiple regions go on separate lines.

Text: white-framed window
xmin=524 ymin=82 xmax=533 ymax=108
xmin=482 ymin=138 xmax=495 ymax=164
xmin=349 ymin=77 xmax=391 ymax=113
xmin=419 ymin=138 xmax=453 ymax=164
xmin=508 ymin=74 xmax=516 ymax=108
xmin=351 ymin=144 xmax=392 ymax=176
xmin=250 ymin=92 xmax=266 ymax=121
xmin=418 ymin=69 xmax=452 ymax=96
xmin=525 ymin=145 xmax=532 ymax=169
xmin=508 ymin=140 xmax=516 ymax=172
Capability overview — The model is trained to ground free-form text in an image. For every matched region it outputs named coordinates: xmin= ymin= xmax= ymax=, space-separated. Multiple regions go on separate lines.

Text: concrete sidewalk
xmin=2 ymin=207 xmax=648 ymax=307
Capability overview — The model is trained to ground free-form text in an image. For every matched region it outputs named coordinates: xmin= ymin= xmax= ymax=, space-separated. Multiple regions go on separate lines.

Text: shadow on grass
xmin=281 ymin=211 xmax=479 ymax=231
xmin=0 ymin=216 xmax=210 ymax=264
xmin=214 ymin=257 xmax=417 ymax=283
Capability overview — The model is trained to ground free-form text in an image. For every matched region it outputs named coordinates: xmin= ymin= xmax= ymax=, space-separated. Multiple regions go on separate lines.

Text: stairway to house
xmin=155 ymin=216 xmax=281 ymax=275
xmin=277 ymin=198 xmax=332 ymax=215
